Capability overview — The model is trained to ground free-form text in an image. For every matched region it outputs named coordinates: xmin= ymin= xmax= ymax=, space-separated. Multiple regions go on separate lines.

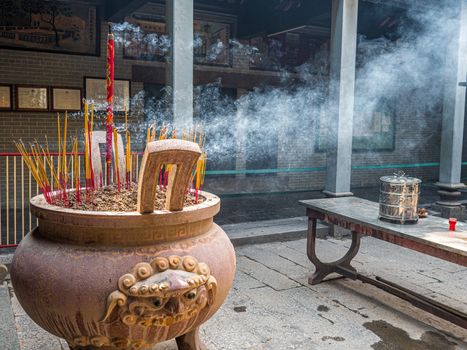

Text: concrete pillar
xmin=435 ymin=1 xmax=467 ymax=218
xmin=166 ymin=0 xmax=193 ymax=128
xmin=324 ymin=0 xmax=359 ymax=197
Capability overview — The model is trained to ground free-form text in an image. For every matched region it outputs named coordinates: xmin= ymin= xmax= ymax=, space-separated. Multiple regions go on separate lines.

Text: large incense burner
xmin=11 ymin=140 xmax=236 ymax=350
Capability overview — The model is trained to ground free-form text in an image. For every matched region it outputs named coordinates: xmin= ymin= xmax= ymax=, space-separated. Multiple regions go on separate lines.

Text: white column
xmin=166 ymin=0 xmax=194 ymax=128
xmin=324 ymin=0 xmax=359 ymax=197
xmin=436 ymin=0 xmax=467 ymax=213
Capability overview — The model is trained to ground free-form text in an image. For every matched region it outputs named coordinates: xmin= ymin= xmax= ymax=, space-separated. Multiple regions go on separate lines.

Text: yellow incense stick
xmin=90 ymin=104 xmax=94 ymax=132
xmin=125 ymin=108 xmax=128 ymax=131
xmin=125 ymin=108 xmax=131 ymax=181
xmin=84 ymin=103 xmax=90 ymax=181
xmin=126 ymin=134 xmax=131 ymax=177
xmin=195 ymin=158 xmax=202 ymax=190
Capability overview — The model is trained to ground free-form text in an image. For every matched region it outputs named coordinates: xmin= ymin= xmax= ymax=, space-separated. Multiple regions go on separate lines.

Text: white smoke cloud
xmin=109 ymin=0 xmax=460 ymax=181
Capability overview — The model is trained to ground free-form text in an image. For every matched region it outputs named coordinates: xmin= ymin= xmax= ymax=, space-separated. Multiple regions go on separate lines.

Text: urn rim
xmin=29 ymin=190 xmax=220 ymax=246
xmin=30 ymin=189 xmax=218 ymax=216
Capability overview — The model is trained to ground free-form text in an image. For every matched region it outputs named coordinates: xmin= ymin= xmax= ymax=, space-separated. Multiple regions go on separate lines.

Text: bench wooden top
xmin=300 ymin=197 xmax=467 ymax=261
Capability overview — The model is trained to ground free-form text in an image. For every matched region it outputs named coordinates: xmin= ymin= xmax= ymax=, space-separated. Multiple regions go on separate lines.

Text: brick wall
xmin=0 ymin=21 xmax=149 ymax=153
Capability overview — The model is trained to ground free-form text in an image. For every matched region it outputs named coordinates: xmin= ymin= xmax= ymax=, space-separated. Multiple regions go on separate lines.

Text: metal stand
xmin=306 ymin=217 xmax=467 ymax=329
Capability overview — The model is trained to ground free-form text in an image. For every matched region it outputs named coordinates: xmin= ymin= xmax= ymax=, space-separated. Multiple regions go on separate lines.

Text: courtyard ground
xmin=1 ymin=235 xmax=466 ymax=349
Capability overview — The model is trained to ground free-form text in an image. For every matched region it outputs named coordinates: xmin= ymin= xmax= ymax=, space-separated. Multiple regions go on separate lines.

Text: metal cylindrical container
xmin=379 ymin=173 xmax=421 ymax=224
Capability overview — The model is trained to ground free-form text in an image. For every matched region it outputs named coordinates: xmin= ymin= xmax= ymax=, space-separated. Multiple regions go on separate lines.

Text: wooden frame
xmin=51 ymin=87 xmax=82 ymax=112
xmin=121 ymin=16 xmax=232 ymax=67
xmin=84 ymin=77 xmax=131 ymax=112
xmin=0 ymin=85 xmax=13 ymax=110
xmin=15 ymin=85 xmax=49 ymax=111
xmin=0 ymin=3 xmax=100 ymax=57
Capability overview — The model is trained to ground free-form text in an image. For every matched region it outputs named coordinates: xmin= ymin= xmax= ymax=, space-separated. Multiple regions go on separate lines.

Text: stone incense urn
xmin=11 ymin=140 xmax=236 ymax=350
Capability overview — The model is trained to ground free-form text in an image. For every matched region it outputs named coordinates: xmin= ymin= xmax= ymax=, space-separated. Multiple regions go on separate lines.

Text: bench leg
xmin=306 ymin=217 xmax=361 ymax=285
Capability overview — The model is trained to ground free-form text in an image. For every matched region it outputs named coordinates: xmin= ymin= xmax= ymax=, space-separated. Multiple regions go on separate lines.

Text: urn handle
xmin=137 ymin=139 xmax=201 ymax=213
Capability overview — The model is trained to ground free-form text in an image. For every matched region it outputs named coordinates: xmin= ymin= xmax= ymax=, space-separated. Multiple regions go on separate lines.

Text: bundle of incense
xmin=83 ymin=102 xmax=95 ymax=198
xmin=125 ymin=109 xmax=131 ymax=187
xmin=43 ymin=136 xmax=60 ymax=192
xmin=57 ymin=113 xmax=61 ymax=190
xmin=72 ymin=137 xmax=81 ymax=206
xmin=145 ymin=126 xmax=160 ymax=143
xmin=15 ymin=141 xmax=53 ymax=204
xmin=16 ymin=105 xmax=208 ymax=208
xmin=159 ymin=126 xmax=168 ymax=140
xmin=55 ymin=112 xmax=69 ymax=203
xmin=194 ymin=153 xmax=207 ymax=203
xmin=60 ymin=112 xmax=68 ymax=203
xmin=83 ymin=103 xmax=89 ymax=192
xmin=89 ymin=104 xmax=95 ymax=188
xmin=113 ymin=127 xmax=121 ymax=190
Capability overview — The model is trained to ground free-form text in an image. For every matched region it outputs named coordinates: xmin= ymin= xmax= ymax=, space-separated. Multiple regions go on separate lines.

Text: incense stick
xmin=15 ymin=104 xmax=209 ymax=209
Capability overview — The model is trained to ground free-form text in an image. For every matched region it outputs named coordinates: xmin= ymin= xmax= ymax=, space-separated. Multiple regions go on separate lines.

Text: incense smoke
xmin=108 ymin=1 xmax=460 ymax=190
xmin=111 ymin=22 xmax=171 ymax=57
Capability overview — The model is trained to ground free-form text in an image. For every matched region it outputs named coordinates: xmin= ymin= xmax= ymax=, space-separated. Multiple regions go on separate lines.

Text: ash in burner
xmin=54 ymin=185 xmax=204 ymax=212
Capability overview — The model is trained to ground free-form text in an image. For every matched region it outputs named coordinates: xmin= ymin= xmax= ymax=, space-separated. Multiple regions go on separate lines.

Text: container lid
xmin=380 ymin=171 xmax=422 ymax=185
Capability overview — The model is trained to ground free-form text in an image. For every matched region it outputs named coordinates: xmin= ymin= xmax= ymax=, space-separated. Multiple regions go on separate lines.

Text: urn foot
xmin=176 ymin=327 xmax=207 ymax=350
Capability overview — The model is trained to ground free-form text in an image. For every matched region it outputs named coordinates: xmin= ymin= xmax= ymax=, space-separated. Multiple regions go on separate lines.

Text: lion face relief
xmin=102 ymin=256 xmax=217 ymax=328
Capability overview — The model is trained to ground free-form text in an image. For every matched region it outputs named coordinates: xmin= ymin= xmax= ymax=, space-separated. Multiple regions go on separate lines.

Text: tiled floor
xmin=2 ymin=237 xmax=467 ymax=349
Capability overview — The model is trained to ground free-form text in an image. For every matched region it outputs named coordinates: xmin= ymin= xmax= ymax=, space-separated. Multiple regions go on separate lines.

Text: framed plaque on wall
xmin=0 ymin=2 xmax=99 ymax=56
xmin=52 ymin=87 xmax=82 ymax=111
xmin=84 ymin=77 xmax=130 ymax=112
xmin=0 ymin=85 xmax=12 ymax=110
xmin=16 ymin=85 xmax=49 ymax=111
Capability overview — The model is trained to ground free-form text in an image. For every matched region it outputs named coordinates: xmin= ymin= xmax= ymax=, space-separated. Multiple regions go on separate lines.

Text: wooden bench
xmin=299 ymin=196 xmax=467 ymax=329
